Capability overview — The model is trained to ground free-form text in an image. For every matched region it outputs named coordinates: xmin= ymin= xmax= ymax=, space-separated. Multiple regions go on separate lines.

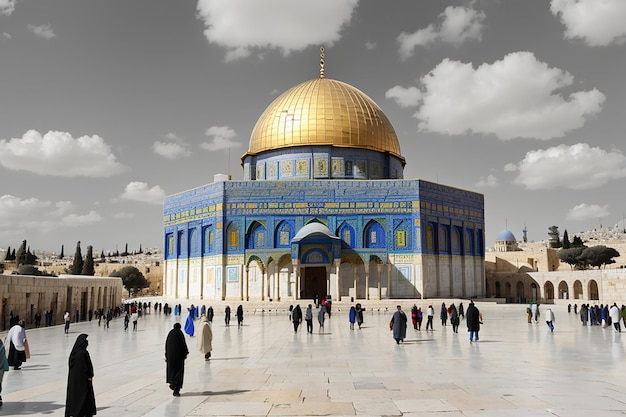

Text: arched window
xmin=439 ymin=225 xmax=450 ymax=253
xmin=189 ymin=227 xmax=199 ymax=255
xmin=203 ymin=225 xmax=214 ymax=254
xmin=177 ymin=230 xmax=185 ymax=257
xmin=166 ymin=233 xmax=174 ymax=257
xmin=465 ymin=228 xmax=474 ymax=255
xmin=364 ymin=220 xmax=385 ymax=249
xmin=274 ymin=221 xmax=294 ymax=248
xmin=452 ymin=227 xmax=461 ymax=254
xmin=246 ymin=221 xmax=267 ymax=249
xmin=337 ymin=222 xmax=356 ymax=247
xmin=226 ymin=222 xmax=240 ymax=250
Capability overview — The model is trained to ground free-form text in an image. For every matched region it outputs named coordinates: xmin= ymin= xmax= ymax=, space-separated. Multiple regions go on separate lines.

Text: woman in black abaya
xmin=65 ymin=333 xmax=96 ymax=417
xmin=165 ymin=323 xmax=189 ymax=397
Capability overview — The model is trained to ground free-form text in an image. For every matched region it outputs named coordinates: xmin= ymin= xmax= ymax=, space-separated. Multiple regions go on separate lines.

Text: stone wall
xmin=0 ymin=274 xmax=123 ymax=331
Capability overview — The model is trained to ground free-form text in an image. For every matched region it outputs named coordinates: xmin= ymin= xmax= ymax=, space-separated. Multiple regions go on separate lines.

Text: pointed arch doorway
xmin=302 ymin=266 xmax=327 ymax=299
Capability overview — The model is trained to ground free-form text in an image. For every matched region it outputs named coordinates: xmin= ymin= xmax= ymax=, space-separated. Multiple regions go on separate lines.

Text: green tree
xmin=81 ymin=245 xmax=95 ymax=275
xmin=548 ymin=226 xmax=561 ymax=248
xmin=110 ymin=266 xmax=150 ymax=297
xmin=17 ymin=264 xmax=42 ymax=276
xmin=558 ymin=246 xmax=586 ymax=270
xmin=3 ymin=246 xmax=10 ymax=261
xmin=15 ymin=240 xmax=27 ymax=266
xmin=571 ymin=235 xmax=584 ymax=247
xmin=562 ymin=230 xmax=571 ymax=249
xmin=121 ymin=243 xmax=129 ymax=256
xmin=579 ymin=245 xmax=621 ymax=269
xmin=70 ymin=241 xmax=84 ymax=275
xmin=59 ymin=245 xmax=64 ymax=259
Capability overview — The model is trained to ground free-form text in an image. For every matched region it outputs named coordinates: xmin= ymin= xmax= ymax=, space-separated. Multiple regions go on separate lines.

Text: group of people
xmin=290 ymin=303 xmax=332 ymax=333
xmin=391 ymin=302 xmax=481 ymax=344
xmin=575 ymin=302 xmax=626 ymax=332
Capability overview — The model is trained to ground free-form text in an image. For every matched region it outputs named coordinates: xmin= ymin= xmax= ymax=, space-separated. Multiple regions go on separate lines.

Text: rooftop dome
xmin=496 ymin=229 xmax=517 ymax=242
xmin=242 ymin=77 xmax=404 ymax=163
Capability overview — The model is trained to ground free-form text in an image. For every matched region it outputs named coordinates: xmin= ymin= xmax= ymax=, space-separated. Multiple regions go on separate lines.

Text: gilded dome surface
xmin=244 ymin=78 xmax=403 ymax=162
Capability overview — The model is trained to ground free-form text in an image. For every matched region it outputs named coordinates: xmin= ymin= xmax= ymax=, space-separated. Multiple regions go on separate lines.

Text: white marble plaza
xmin=1 ymin=301 xmax=625 ymax=416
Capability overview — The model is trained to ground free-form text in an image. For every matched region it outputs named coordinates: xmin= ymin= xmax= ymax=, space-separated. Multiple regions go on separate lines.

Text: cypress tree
xmin=82 ymin=245 xmax=95 ymax=275
xmin=4 ymin=246 xmax=10 ymax=261
xmin=15 ymin=240 xmax=27 ymax=266
xmin=70 ymin=241 xmax=84 ymax=275
xmin=59 ymin=245 xmax=64 ymax=259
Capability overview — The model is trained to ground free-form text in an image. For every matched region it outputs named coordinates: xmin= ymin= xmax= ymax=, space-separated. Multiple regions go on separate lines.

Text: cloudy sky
xmin=1 ymin=0 xmax=625 ymax=254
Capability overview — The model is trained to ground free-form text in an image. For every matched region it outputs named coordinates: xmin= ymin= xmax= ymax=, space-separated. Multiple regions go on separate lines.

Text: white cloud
xmin=120 ymin=182 xmax=165 ymax=205
xmin=2 ymin=32 xmax=11 ymax=40
xmin=153 ymin=141 xmax=191 ymax=159
xmin=0 ymin=0 xmax=15 ymax=16
xmin=196 ymin=0 xmax=359 ymax=61
xmin=510 ymin=143 xmax=626 ymax=190
xmin=385 ymin=85 xmax=422 ymax=108
xmin=200 ymin=126 xmax=242 ymax=152
xmin=113 ymin=212 xmax=136 ymax=220
xmin=62 ymin=210 xmax=103 ymax=226
xmin=398 ymin=6 xmax=486 ymax=59
xmin=0 ymin=194 xmax=102 ymax=234
xmin=566 ymin=203 xmax=610 ymax=221
xmin=475 ymin=174 xmax=499 ymax=188
xmin=27 ymin=24 xmax=56 ymax=39
xmin=550 ymin=0 xmax=626 ymax=46
xmin=410 ymin=52 xmax=605 ymax=140
xmin=0 ymin=130 xmax=127 ymax=177
xmin=364 ymin=41 xmax=376 ymax=50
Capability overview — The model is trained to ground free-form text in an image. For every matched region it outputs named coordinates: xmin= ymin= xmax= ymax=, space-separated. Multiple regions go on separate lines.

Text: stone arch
xmin=558 ymin=280 xmax=569 ymax=299
xmin=505 ymin=282 xmax=512 ymax=301
xmin=544 ymin=281 xmax=555 ymax=300
xmin=530 ymin=283 xmax=538 ymax=301
xmin=588 ymin=280 xmax=599 ymax=300
xmin=516 ymin=281 xmax=525 ymax=302
xmin=573 ymin=280 xmax=583 ymax=300
xmin=246 ymin=254 xmax=265 ymax=271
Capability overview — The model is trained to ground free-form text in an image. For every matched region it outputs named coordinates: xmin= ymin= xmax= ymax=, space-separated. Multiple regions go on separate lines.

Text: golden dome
xmin=244 ymin=78 xmax=404 ymax=162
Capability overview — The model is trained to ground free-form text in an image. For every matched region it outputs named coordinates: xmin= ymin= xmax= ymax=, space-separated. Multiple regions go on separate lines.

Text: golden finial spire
xmin=319 ymin=47 xmax=325 ymax=79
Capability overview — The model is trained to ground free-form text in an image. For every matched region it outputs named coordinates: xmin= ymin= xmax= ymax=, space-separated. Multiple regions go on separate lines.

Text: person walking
xmin=318 ymin=304 xmax=326 ymax=331
xmin=207 ymin=306 xmax=214 ymax=323
xmin=224 ymin=306 xmax=231 ymax=327
xmin=458 ymin=302 xmax=464 ymax=319
xmin=305 ymin=304 xmax=314 ymax=333
xmin=466 ymin=302 xmax=481 ymax=342
xmin=440 ymin=302 xmax=448 ymax=326
xmin=124 ymin=312 xmax=130 ymax=331
xmin=390 ymin=305 xmax=408 ymax=344
xmin=291 ymin=304 xmax=303 ymax=333
xmin=64 ymin=311 xmax=71 ymax=333
xmin=349 ymin=306 xmax=356 ymax=330
xmin=609 ymin=303 xmax=621 ymax=333
xmin=131 ymin=311 xmax=139 ymax=331
xmin=526 ymin=304 xmax=533 ymax=323
xmin=416 ymin=307 xmax=423 ymax=330
xmin=426 ymin=305 xmax=435 ymax=331
xmin=355 ymin=303 xmax=364 ymax=329
xmin=236 ymin=305 xmax=244 ymax=328
xmin=184 ymin=306 xmax=195 ymax=337
xmin=196 ymin=315 xmax=213 ymax=361
xmin=411 ymin=304 xmax=418 ymax=330
xmin=531 ymin=303 xmax=540 ymax=323
xmin=450 ymin=303 xmax=460 ymax=333
xmin=7 ymin=320 xmax=27 ymax=370
xmin=545 ymin=307 xmax=555 ymax=332
xmin=165 ymin=323 xmax=189 ymax=397
xmin=65 ymin=334 xmax=96 ymax=417
xmin=0 ymin=337 xmax=8 ymax=406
